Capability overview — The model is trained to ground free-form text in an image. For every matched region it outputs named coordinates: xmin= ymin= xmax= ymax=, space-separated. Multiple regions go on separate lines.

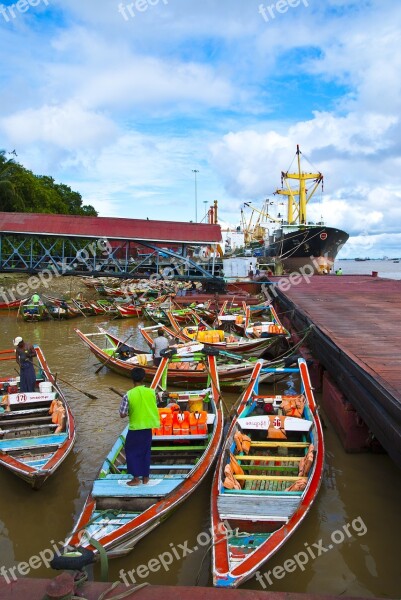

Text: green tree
xmin=0 ymin=150 xmax=98 ymax=216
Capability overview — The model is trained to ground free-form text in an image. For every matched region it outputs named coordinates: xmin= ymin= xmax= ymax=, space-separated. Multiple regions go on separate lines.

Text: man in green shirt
xmin=119 ymin=367 xmax=160 ymax=486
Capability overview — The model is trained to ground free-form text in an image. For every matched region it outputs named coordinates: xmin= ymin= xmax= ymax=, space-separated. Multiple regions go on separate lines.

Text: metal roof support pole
xmin=211 ymin=244 xmax=216 ymax=276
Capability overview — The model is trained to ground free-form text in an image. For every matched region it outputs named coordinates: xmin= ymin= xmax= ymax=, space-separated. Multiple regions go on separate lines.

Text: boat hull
xmin=211 ymin=359 xmax=324 ymax=588
xmin=66 ymin=355 xmax=223 ymax=559
xmin=0 ymin=347 xmax=75 ymax=488
xmin=265 ymin=226 xmax=349 ymax=274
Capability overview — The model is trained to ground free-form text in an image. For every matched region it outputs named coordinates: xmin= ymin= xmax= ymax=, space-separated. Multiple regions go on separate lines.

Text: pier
xmin=271 ymin=275 xmax=401 ymax=469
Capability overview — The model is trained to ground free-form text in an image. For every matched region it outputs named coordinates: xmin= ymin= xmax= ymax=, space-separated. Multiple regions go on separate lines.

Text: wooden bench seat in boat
xmin=217 ymin=492 xmax=302 ymax=520
xmin=250 ymin=441 xmax=310 ymax=448
xmin=0 ymin=433 xmax=68 ymax=451
xmin=235 ymin=455 xmax=304 ymax=462
xmin=115 ymin=464 xmax=195 ymax=472
xmin=92 ymin=474 xmax=185 ymax=498
xmin=0 ymin=415 xmax=53 ymax=427
xmin=0 ymin=423 xmax=57 ymax=436
xmin=0 ymin=407 xmax=50 ymax=417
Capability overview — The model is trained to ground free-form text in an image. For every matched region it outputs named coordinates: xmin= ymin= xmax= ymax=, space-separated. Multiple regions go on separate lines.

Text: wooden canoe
xmin=75 ymin=328 xmax=264 ymax=390
xmin=211 ymin=357 xmax=324 ymax=588
xmin=167 ymin=311 xmax=285 ymax=358
xmin=0 ymin=347 xmax=75 ymax=489
xmin=0 ymin=298 xmax=28 ymax=310
xmin=64 ymin=351 xmax=223 ymax=558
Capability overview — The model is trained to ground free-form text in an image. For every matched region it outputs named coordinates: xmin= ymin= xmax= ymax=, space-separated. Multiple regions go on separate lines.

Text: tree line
xmin=0 ymin=151 xmax=97 ymax=216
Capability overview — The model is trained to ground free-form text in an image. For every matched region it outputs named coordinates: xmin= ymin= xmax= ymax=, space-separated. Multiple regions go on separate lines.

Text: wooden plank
xmin=93 ymin=476 xmax=182 ymax=498
xmin=0 ymin=433 xmax=67 ymax=451
xmin=234 ymin=474 xmax=306 ymax=481
xmin=250 ymin=441 xmax=309 ymax=448
xmin=235 ymin=455 xmax=303 ymax=461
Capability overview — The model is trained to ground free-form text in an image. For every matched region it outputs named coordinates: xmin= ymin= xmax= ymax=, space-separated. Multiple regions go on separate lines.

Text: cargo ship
xmin=241 ymin=146 xmax=349 ymax=274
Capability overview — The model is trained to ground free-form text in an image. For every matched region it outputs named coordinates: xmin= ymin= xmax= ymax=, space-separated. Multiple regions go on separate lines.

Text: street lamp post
xmin=192 ymin=169 xmax=199 ymax=222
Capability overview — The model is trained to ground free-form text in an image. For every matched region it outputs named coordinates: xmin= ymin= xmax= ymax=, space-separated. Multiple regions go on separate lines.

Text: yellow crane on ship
xmin=276 ymin=145 xmax=323 ymax=225
xmin=241 ymin=145 xmax=324 ymax=245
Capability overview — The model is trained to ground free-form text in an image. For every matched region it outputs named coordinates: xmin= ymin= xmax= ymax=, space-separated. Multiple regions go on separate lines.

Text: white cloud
xmin=0 ymin=102 xmax=117 ymax=151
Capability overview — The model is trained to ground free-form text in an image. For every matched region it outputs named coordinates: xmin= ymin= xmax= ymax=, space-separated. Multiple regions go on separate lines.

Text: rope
xmin=97 ymin=581 xmax=149 ymax=600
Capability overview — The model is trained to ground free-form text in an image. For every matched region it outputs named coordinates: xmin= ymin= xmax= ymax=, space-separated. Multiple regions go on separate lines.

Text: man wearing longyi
xmin=119 ymin=367 xmax=160 ymax=486
xmin=13 ymin=336 xmax=37 ymax=393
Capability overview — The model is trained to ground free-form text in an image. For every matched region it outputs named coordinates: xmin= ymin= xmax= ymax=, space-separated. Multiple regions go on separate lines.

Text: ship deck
xmin=271 ymin=274 xmax=401 ymax=468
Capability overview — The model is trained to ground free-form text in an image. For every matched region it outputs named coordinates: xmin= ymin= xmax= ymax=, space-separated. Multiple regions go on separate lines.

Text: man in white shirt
xmin=152 ymin=329 xmax=169 ymax=366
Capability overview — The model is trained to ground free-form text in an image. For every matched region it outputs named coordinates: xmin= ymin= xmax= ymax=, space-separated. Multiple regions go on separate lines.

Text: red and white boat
xmin=0 ymin=347 xmax=75 ymax=489
xmin=64 ymin=348 xmax=223 ymax=558
xmin=211 ymin=357 xmax=324 ymax=587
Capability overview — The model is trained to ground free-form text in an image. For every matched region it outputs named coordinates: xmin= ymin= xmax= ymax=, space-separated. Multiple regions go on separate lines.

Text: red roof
xmin=0 ymin=212 xmax=222 ymax=244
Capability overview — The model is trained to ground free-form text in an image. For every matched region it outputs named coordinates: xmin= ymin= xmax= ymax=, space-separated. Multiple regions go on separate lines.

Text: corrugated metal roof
xmin=0 ymin=212 xmax=222 ymax=244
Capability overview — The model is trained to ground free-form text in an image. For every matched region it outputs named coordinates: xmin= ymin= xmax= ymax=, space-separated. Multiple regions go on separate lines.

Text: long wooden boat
xmin=211 ymin=357 xmax=324 ymax=588
xmin=75 ymin=328 xmax=262 ymax=389
xmin=64 ymin=350 xmax=223 ymax=558
xmin=115 ymin=303 xmax=143 ymax=318
xmin=43 ymin=296 xmax=81 ymax=319
xmin=0 ymin=347 xmax=75 ymax=489
xmin=230 ymin=304 xmax=291 ymax=342
xmin=0 ymin=298 xmax=28 ymax=310
xmin=167 ymin=311 xmax=284 ymax=358
xmin=90 ymin=299 xmax=119 ymax=315
xmin=20 ymin=300 xmax=51 ymax=322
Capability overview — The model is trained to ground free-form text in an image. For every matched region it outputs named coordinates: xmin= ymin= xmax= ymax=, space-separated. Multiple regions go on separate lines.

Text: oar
xmin=72 ymin=299 xmax=88 ymax=318
xmin=53 ymin=375 xmax=98 ymax=400
xmin=94 ymin=333 xmax=133 ymax=374
xmin=203 ymin=361 xmax=230 ymax=416
xmin=109 ymin=387 xmax=124 ymax=398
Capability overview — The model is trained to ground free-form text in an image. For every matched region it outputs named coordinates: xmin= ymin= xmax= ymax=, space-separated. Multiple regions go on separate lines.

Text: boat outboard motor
xmin=116 ymin=344 xmax=134 ymax=360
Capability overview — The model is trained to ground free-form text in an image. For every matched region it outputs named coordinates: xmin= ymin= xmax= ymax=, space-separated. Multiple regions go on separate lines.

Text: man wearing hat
xmin=119 ymin=367 xmax=160 ymax=486
xmin=13 ymin=337 xmax=37 ymax=393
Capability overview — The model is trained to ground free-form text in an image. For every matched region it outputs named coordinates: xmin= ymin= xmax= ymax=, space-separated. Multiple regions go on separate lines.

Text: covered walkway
xmin=0 ymin=212 xmax=223 ymax=280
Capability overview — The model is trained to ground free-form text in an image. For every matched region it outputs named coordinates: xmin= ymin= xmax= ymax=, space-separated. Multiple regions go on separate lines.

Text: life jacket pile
xmin=281 ymin=395 xmax=305 ymax=418
xmin=168 ymin=362 xmax=205 ymax=371
xmin=153 ymin=406 xmax=208 ymax=436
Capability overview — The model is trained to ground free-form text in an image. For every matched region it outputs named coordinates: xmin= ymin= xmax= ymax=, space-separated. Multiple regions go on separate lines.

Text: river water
xmin=0 ymin=278 xmax=400 ymax=596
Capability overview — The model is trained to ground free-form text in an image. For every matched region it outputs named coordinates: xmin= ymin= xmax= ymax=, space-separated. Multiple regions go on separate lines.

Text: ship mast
xmin=275 ymin=145 xmax=323 ymax=225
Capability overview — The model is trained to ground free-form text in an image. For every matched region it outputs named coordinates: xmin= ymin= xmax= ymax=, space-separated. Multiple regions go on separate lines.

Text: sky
xmin=1 ymin=0 xmax=401 ymax=258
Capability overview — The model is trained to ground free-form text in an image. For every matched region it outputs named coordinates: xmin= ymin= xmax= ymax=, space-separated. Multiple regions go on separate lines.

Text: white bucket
xmin=39 ymin=381 xmax=53 ymax=393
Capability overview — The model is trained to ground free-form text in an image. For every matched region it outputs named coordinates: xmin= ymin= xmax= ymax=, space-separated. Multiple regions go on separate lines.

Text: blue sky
xmin=1 ymin=0 xmax=401 ymax=257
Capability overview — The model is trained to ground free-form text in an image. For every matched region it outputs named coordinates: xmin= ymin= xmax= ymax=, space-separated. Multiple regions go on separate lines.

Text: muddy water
xmin=0 ymin=313 xmax=400 ymax=596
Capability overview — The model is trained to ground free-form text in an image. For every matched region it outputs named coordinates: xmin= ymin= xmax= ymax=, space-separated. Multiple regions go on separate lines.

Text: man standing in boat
xmin=152 ymin=329 xmax=169 ymax=366
xmin=119 ymin=367 xmax=160 ymax=486
xmin=13 ymin=337 xmax=37 ymax=392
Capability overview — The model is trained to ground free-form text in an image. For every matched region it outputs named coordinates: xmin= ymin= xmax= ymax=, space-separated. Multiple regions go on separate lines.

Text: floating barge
xmin=270 ymin=275 xmax=401 ymax=469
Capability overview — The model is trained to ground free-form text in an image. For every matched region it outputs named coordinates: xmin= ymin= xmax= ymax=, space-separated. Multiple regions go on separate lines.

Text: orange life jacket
xmin=173 ymin=410 xmax=190 ymax=435
xmin=189 ymin=410 xmax=208 ymax=435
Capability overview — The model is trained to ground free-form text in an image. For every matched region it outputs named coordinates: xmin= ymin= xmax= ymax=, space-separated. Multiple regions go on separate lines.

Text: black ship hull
xmin=265 ymin=226 xmax=349 ymax=274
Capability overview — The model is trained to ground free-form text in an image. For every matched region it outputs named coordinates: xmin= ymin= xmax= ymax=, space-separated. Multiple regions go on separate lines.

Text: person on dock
xmin=152 ymin=329 xmax=169 ymax=366
xmin=13 ymin=337 xmax=37 ymax=393
xmin=119 ymin=367 xmax=160 ymax=486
